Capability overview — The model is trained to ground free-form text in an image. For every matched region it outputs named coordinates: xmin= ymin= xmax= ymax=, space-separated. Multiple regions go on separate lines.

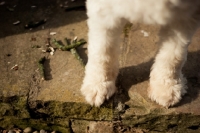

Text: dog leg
xmin=81 ymin=6 xmax=124 ymax=106
xmin=149 ymin=20 xmax=198 ymax=107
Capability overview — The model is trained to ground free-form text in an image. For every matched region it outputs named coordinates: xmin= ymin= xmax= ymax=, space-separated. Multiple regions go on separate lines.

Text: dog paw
xmin=148 ymin=77 xmax=187 ymax=108
xmin=81 ymin=81 xmax=116 ymax=107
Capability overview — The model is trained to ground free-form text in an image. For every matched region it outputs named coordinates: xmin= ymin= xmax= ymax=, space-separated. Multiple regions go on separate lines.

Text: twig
xmin=52 ymin=38 xmax=86 ymax=67
xmin=52 ymin=39 xmax=86 ymax=51
xmin=66 ymin=38 xmax=85 ymax=67
xmin=25 ymin=19 xmax=47 ymax=29
xmin=70 ymin=48 xmax=85 ymax=67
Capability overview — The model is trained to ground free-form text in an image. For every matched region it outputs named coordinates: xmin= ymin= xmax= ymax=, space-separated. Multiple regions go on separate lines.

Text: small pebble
xmin=73 ymin=36 xmax=78 ymax=41
xmin=23 ymin=127 xmax=32 ymax=133
xmin=8 ymin=130 xmax=15 ymax=133
xmin=31 ymin=5 xmax=37 ymax=8
xmin=141 ymin=30 xmax=149 ymax=37
xmin=50 ymin=51 xmax=54 ymax=55
xmin=42 ymin=49 xmax=47 ymax=53
xmin=33 ymin=131 xmax=39 ymax=133
xmin=116 ymin=102 xmax=126 ymax=112
xmin=13 ymin=129 xmax=21 ymax=133
xmin=13 ymin=21 xmax=20 ymax=25
xmin=50 ymin=32 xmax=57 ymax=35
xmin=40 ymin=129 xmax=46 ymax=133
xmin=49 ymin=46 xmax=55 ymax=52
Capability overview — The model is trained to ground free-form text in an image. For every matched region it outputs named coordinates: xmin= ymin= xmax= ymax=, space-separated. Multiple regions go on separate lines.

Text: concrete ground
xmin=0 ymin=0 xmax=200 ymax=132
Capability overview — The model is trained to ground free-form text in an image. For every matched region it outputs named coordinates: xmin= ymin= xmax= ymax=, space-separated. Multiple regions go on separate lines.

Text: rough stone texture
xmin=71 ymin=120 xmax=114 ymax=133
xmin=0 ymin=0 xmax=200 ymax=132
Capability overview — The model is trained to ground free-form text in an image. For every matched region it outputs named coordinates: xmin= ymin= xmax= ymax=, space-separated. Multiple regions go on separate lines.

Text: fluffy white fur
xmin=81 ymin=0 xmax=200 ymax=107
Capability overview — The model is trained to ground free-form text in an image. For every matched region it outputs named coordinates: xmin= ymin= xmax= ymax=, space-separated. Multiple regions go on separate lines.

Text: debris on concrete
xmin=41 ymin=46 xmax=54 ymax=55
xmin=41 ymin=49 xmax=47 ymax=53
xmin=116 ymin=102 xmax=126 ymax=113
xmin=141 ymin=30 xmax=149 ymax=37
xmin=7 ymin=6 xmax=15 ymax=11
xmin=11 ymin=64 xmax=18 ymax=70
xmin=25 ymin=19 xmax=47 ymax=29
xmin=13 ymin=21 xmax=20 ymax=25
xmin=50 ymin=32 xmax=57 ymax=36
xmin=31 ymin=5 xmax=37 ymax=9
xmin=73 ymin=36 xmax=78 ymax=41
xmin=50 ymin=51 xmax=54 ymax=55
xmin=49 ymin=46 xmax=55 ymax=55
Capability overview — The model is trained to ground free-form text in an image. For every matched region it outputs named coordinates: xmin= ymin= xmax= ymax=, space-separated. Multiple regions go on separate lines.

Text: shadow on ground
xmin=115 ymin=50 xmax=200 ymax=107
xmin=0 ymin=0 xmax=86 ymax=38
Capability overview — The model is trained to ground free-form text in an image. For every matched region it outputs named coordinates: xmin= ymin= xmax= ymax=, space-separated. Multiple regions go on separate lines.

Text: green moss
xmin=123 ymin=23 xmax=133 ymax=38
xmin=34 ymin=101 xmax=113 ymax=120
xmin=51 ymin=125 xmax=71 ymax=133
xmin=121 ymin=114 xmax=200 ymax=132
xmin=0 ymin=103 xmax=14 ymax=116
xmin=0 ymin=96 xmax=30 ymax=118
xmin=1 ymin=96 xmax=200 ymax=132
xmin=46 ymin=118 xmax=70 ymax=127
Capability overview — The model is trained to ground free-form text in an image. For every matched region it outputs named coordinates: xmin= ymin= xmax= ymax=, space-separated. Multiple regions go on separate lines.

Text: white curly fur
xmin=81 ymin=0 xmax=200 ymax=107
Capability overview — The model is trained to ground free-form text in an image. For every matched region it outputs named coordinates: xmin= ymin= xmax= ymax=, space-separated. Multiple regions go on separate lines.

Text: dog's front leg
xmin=81 ymin=7 xmax=124 ymax=106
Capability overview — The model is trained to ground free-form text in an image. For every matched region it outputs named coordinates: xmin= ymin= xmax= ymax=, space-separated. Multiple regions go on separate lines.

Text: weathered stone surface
xmin=31 ymin=100 xmax=113 ymax=120
xmin=114 ymin=23 xmax=200 ymax=132
xmin=117 ymin=23 xmax=200 ymax=115
xmin=0 ymin=0 xmax=200 ymax=132
xmin=71 ymin=120 xmax=114 ymax=133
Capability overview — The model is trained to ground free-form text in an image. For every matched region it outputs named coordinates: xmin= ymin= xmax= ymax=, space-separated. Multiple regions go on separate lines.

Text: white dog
xmin=81 ymin=0 xmax=200 ymax=108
